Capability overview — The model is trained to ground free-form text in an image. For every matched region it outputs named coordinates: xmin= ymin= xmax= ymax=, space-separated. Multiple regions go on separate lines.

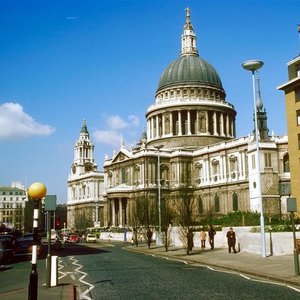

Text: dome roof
xmin=157 ymin=54 xmax=224 ymax=92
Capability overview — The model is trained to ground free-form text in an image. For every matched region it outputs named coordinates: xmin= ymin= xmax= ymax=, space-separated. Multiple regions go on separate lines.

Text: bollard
xmin=51 ymin=256 xmax=58 ymax=287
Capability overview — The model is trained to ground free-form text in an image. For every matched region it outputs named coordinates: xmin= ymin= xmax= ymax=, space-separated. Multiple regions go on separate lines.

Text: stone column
xmin=111 ymin=199 xmax=115 ymax=226
xmin=220 ymin=113 xmax=225 ymax=136
xmin=156 ymin=115 xmax=159 ymax=138
xmin=119 ymin=198 xmax=122 ymax=225
xmin=205 ymin=111 xmax=209 ymax=134
xmin=213 ymin=112 xmax=217 ymax=135
xmin=151 ymin=117 xmax=154 ymax=140
xmin=178 ymin=111 xmax=182 ymax=135
xmin=226 ymin=115 xmax=230 ymax=137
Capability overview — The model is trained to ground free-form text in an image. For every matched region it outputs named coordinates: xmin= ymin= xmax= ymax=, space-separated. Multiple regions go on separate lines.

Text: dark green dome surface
xmin=157 ymin=54 xmax=223 ymax=92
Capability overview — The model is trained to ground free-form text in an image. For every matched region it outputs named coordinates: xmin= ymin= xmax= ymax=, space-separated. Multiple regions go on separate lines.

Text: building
xmin=0 ymin=182 xmax=26 ymax=230
xmin=103 ymin=8 xmax=290 ymax=228
xmin=67 ymin=120 xmax=105 ymax=230
xmin=278 ymin=54 xmax=300 ymax=215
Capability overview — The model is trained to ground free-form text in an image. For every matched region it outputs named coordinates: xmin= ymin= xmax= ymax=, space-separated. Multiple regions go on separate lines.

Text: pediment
xmin=111 ymin=150 xmax=131 ymax=163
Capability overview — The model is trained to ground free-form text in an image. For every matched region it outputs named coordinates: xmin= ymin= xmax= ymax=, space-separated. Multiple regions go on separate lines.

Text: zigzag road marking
xmin=68 ymin=256 xmax=95 ymax=300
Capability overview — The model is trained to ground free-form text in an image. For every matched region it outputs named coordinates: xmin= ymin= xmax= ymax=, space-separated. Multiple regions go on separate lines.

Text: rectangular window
xmin=297 ymin=110 xmax=300 ymax=125
xmin=298 ymin=134 xmax=300 ymax=150
xmin=296 ymin=87 xmax=300 ymax=102
xmin=264 ymin=153 xmax=272 ymax=168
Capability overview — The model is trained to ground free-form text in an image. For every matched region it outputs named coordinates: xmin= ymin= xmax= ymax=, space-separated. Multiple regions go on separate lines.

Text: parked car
xmin=0 ymin=240 xmax=14 ymax=265
xmin=13 ymin=237 xmax=41 ymax=259
xmin=23 ymin=233 xmax=42 ymax=245
xmin=68 ymin=234 xmax=80 ymax=243
xmin=86 ymin=234 xmax=97 ymax=243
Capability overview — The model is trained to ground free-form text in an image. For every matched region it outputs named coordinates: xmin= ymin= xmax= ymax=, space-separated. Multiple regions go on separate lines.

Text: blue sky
xmin=0 ymin=0 xmax=299 ymax=203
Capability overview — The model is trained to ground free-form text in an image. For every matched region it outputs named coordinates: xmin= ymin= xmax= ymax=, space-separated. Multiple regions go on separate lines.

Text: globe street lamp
xmin=154 ymin=144 xmax=164 ymax=243
xmin=242 ymin=60 xmax=267 ymax=258
xmin=27 ymin=182 xmax=47 ymax=300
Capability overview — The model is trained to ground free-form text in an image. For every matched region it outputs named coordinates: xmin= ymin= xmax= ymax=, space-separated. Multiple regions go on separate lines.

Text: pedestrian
xmin=200 ymin=228 xmax=206 ymax=249
xmin=208 ymin=225 xmax=216 ymax=250
xmin=226 ymin=227 xmax=237 ymax=253
xmin=146 ymin=228 xmax=153 ymax=249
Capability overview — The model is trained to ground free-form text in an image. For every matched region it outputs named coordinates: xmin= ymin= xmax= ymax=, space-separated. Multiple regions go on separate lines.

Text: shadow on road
xmin=39 ymin=242 xmax=110 ymax=259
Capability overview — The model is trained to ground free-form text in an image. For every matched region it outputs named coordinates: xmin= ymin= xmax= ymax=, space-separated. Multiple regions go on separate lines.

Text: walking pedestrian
xmin=146 ymin=228 xmax=153 ymax=249
xmin=208 ymin=225 xmax=216 ymax=250
xmin=200 ymin=228 xmax=206 ymax=249
xmin=226 ymin=227 xmax=237 ymax=253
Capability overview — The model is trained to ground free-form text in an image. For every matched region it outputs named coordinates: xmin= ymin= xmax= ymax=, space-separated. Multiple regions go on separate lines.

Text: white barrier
xmin=51 ymin=255 xmax=58 ymax=287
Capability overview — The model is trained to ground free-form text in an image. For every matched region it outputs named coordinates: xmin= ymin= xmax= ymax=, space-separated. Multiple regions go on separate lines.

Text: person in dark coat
xmin=146 ymin=229 xmax=153 ymax=249
xmin=208 ymin=225 xmax=216 ymax=250
xmin=226 ymin=227 xmax=237 ymax=253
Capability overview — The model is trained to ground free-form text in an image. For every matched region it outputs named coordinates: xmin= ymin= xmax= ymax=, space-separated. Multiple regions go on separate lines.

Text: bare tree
xmin=175 ymin=185 xmax=196 ymax=255
xmin=160 ymin=196 xmax=175 ymax=251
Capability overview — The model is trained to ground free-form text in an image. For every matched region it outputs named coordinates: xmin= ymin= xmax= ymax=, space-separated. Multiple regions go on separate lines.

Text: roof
xmin=157 ymin=54 xmax=224 ymax=93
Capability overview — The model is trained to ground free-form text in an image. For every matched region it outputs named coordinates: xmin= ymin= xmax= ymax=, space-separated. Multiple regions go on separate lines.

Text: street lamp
xmin=154 ymin=144 xmax=164 ymax=240
xmin=242 ymin=59 xmax=267 ymax=258
xmin=27 ymin=182 xmax=47 ymax=300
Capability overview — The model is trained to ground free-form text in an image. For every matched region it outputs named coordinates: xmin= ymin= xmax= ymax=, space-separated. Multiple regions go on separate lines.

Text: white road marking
xmin=68 ymin=256 xmax=95 ymax=300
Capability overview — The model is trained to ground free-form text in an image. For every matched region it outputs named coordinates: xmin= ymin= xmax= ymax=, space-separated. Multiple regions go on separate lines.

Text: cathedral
xmin=67 ymin=9 xmax=290 ymax=229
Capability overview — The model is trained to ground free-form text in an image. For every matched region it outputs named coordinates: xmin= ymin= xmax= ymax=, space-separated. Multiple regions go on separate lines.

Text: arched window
xmin=232 ymin=192 xmax=238 ymax=211
xmin=283 ymin=153 xmax=290 ymax=173
xmin=214 ymin=195 xmax=220 ymax=212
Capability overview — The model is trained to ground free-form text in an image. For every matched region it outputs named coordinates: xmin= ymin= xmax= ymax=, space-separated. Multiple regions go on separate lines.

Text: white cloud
xmin=93 ymin=130 xmax=123 ymax=148
xmin=128 ymin=115 xmax=140 ymax=127
xmin=0 ymin=102 xmax=55 ymax=140
xmin=106 ymin=115 xmax=128 ymax=130
xmin=93 ymin=114 xmax=141 ymax=149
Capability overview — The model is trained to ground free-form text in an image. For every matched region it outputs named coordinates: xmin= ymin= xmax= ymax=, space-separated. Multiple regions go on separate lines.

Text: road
xmin=58 ymin=242 xmax=300 ymax=300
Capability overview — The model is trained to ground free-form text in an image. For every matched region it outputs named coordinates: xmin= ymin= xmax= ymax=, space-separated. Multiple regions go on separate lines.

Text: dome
xmin=157 ymin=54 xmax=224 ymax=92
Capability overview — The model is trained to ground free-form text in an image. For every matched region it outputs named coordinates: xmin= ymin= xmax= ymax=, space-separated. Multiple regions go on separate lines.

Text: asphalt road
xmin=61 ymin=242 xmax=300 ymax=300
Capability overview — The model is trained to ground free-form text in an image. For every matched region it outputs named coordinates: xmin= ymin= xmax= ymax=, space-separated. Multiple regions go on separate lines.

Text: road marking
xmin=68 ymin=256 xmax=95 ymax=300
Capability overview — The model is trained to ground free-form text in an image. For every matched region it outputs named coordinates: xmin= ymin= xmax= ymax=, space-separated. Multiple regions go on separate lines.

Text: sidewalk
xmin=128 ymin=244 xmax=300 ymax=289
xmin=0 ymin=259 xmax=76 ymax=300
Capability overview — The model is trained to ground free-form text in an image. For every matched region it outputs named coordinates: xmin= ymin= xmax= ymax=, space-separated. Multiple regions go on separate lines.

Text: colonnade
xmin=110 ymin=198 xmax=128 ymax=227
xmin=147 ymin=109 xmax=235 ymax=140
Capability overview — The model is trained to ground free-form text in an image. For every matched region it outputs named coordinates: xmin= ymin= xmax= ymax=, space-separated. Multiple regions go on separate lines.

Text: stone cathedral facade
xmin=102 ymin=9 xmax=290 ymax=228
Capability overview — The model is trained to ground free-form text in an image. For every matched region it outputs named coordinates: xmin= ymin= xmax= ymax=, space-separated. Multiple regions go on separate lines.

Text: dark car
xmin=13 ymin=237 xmax=41 ymax=259
xmin=0 ymin=240 xmax=14 ymax=265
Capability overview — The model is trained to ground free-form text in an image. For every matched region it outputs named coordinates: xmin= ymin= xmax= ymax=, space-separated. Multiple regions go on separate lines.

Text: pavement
xmin=128 ymin=244 xmax=300 ymax=290
xmin=2 ymin=243 xmax=300 ymax=299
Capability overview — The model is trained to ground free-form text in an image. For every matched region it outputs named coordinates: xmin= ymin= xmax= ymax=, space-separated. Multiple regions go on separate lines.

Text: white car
xmin=86 ymin=234 xmax=97 ymax=243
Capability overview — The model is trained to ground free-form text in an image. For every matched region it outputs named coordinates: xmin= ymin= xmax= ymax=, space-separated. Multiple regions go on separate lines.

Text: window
xmin=214 ymin=195 xmax=220 ymax=212
xmin=264 ymin=153 xmax=272 ymax=168
xmin=296 ymin=87 xmax=300 ymax=102
xmin=298 ymin=134 xmax=300 ymax=150
xmin=232 ymin=193 xmax=238 ymax=211
xmin=297 ymin=110 xmax=300 ymax=125
xmin=283 ymin=153 xmax=290 ymax=173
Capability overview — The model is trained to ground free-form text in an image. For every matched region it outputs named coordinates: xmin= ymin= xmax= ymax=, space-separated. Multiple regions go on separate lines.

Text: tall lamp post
xmin=27 ymin=182 xmax=47 ymax=300
xmin=242 ymin=59 xmax=267 ymax=258
xmin=154 ymin=145 xmax=164 ymax=239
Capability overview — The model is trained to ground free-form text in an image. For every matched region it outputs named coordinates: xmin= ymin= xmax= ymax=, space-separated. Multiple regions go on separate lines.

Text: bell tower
xmin=70 ymin=119 xmax=97 ymax=177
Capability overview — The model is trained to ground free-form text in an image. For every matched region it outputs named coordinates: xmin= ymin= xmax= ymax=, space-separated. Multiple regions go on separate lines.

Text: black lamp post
xmin=27 ymin=182 xmax=47 ymax=300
